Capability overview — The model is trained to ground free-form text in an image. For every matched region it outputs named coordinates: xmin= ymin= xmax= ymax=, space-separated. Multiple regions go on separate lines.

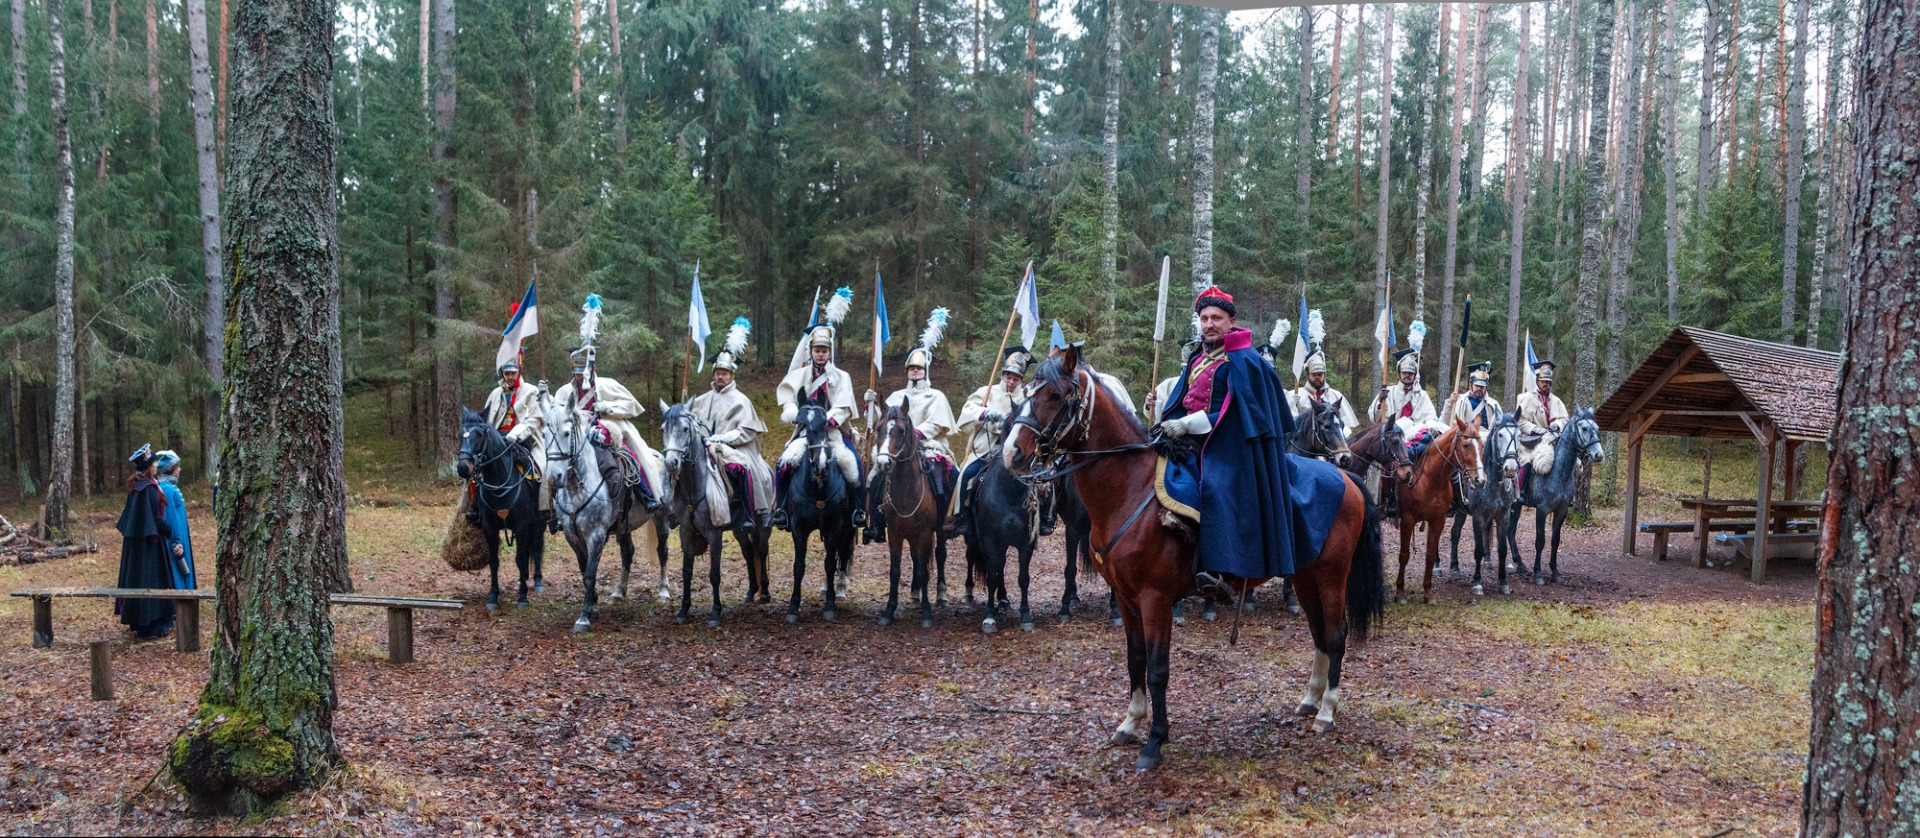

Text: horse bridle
xmin=876 ymin=412 xmax=929 ymax=518
xmin=543 ymin=404 xmax=616 ymax=521
xmin=1009 ymin=367 xmax=1148 ymax=485
xmin=1432 ymin=427 xmax=1486 ymax=488
xmin=1355 ymin=424 xmax=1415 ymax=484
xmin=1290 ymin=400 xmax=1353 ymax=463
xmin=460 ymin=425 xmax=533 ymax=514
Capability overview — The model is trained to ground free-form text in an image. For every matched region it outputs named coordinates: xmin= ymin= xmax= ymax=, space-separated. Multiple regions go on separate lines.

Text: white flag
xmin=689 ymin=261 xmax=711 ymax=371
xmin=1015 ymin=262 xmax=1039 ymax=351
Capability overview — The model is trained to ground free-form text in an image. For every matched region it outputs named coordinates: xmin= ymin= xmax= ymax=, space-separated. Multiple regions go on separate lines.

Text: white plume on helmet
xmin=919 ymin=307 xmax=950 ymax=352
xmin=1269 ymin=319 xmax=1291 ymax=349
xmin=1306 ymin=309 xmax=1325 ymax=347
xmin=825 ymin=286 xmax=853 ymax=326
xmin=1408 ymin=319 xmax=1428 ymax=353
xmin=725 ymin=316 xmax=750 ymax=356
xmin=579 ymin=293 xmax=603 ymax=345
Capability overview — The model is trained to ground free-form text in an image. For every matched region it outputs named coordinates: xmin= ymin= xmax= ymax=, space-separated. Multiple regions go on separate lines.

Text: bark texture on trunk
xmin=187 ymin=0 xmax=226 ymax=483
xmin=1572 ymin=0 xmax=1616 ymax=416
xmin=1371 ymin=3 xmax=1396 ymax=379
xmin=1296 ymin=6 xmax=1312 ymax=284
xmin=1695 ymin=0 xmax=1719 ymax=211
xmin=1100 ymin=0 xmax=1119 ymax=333
xmin=47 ymin=0 xmax=78 ymax=537
xmin=1662 ymin=0 xmax=1679 ymax=321
xmin=1506 ymin=3 xmax=1530 ymax=409
xmin=1605 ymin=0 xmax=1642 ymax=401
xmin=1801 ymin=0 xmax=1920 ymax=822
xmin=1780 ymin=0 xmax=1810 ymax=336
xmin=431 ymin=0 xmax=457 ymax=468
xmin=1190 ymin=9 xmax=1220 ymax=296
xmin=166 ymin=0 xmax=345 ymax=812
xmin=608 ymin=0 xmax=625 ymax=154
xmin=1439 ymin=8 xmax=1470 ymax=390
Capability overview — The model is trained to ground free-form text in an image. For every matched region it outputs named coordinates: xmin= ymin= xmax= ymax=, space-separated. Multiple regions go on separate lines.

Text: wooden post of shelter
xmin=90 ymin=641 xmax=114 ymax=700
xmin=1748 ymin=415 xmax=1774 ymax=584
xmin=1623 ymin=412 xmax=1643 ymax=555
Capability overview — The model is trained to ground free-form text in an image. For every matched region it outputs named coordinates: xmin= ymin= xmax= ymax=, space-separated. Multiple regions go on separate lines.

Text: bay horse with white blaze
xmin=1393 ymin=419 xmax=1487 ymax=605
xmin=872 ymin=404 xmax=946 ymax=628
xmin=1004 ymin=347 xmax=1385 ymax=770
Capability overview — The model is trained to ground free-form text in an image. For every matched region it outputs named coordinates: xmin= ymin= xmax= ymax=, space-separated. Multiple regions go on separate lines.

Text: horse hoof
xmin=1203 ymin=606 xmax=1218 ymax=622
xmin=1310 ymin=718 xmax=1336 ymax=734
xmin=757 ymin=595 xmax=772 ymax=605
xmin=1295 ymin=703 xmax=1318 ymax=717
xmin=572 ymin=618 xmax=590 ymax=634
xmin=981 ymin=621 xmax=997 ymax=635
xmin=1534 ymin=576 xmax=1546 ymax=586
xmin=1551 ymin=572 xmax=1562 ymax=584
xmin=786 ymin=612 xmax=799 ymax=623
xmin=1110 ymin=731 xmax=1140 ymax=746
xmin=707 ymin=617 xmax=721 ymax=629
xmin=1471 ymin=584 xmax=1484 ymax=596
xmin=486 ymin=601 xmax=498 ymax=612
xmin=1501 ymin=584 xmax=1512 ymax=595
xmin=1173 ymin=614 xmax=1186 ymax=626
xmin=936 ymin=596 xmax=948 ymax=607
xmin=535 ymin=581 xmax=548 ymax=593
xmin=823 ymin=610 xmax=836 ymax=622
xmin=1423 ymin=595 xmax=1434 ymax=605
xmin=608 ymin=593 xmax=625 ymax=603
xmin=1134 ymin=753 xmax=1163 ymax=772
xmin=1287 ymin=604 xmax=1302 ymax=616
xmin=1021 ymin=622 xmax=1035 ymax=632
xmin=1394 ymin=595 xmax=1408 ymax=605
xmin=1111 ymin=617 xmax=1123 ymax=627
xmin=516 ymin=600 xmax=528 ymax=609
xmin=656 ymin=591 xmax=671 ymax=602
xmin=921 ymin=619 xmax=933 ymax=629
xmin=878 ymin=615 xmax=894 ymax=627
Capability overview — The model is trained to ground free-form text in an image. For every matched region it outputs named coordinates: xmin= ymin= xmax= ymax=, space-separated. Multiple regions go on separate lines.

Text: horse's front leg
xmin=1394 ymin=515 xmax=1414 ymax=604
xmin=1422 ymin=516 xmax=1442 ymax=604
xmin=1060 ymin=536 xmax=1077 ymax=620
xmin=880 ymin=535 xmax=902 ymax=627
xmin=706 ymin=535 xmax=724 ymax=628
xmin=656 ymin=516 xmax=673 ymax=602
xmin=676 ymin=525 xmax=698 ymax=624
xmin=1496 ymin=512 xmax=1514 ymax=595
xmin=515 ymin=528 xmax=535 ymax=607
xmin=934 ymin=533 xmax=950 ymax=606
xmin=1532 ymin=507 xmax=1549 ymax=585
xmin=1449 ymin=511 xmax=1467 ymax=577
xmin=1468 ymin=515 xmax=1487 ymax=596
xmin=484 ymin=529 xmax=503 ymax=611
xmin=573 ymin=533 xmax=602 ymax=634
xmin=820 ymin=530 xmax=839 ymax=623
xmin=1548 ymin=508 xmax=1566 ymax=583
xmin=914 ymin=535 xmax=934 ymax=628
xmin=1017 ymin=547 xmax=1035 ymax=631
xmin=786 ymin=531 xmax=810 ymax=622
xmin=1112 ymin=596 xmax=1149 ymax=746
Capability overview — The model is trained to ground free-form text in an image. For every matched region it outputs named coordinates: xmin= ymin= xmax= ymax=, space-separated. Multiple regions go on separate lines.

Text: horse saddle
xmin=1519 ymin=431 xmax=1545 ymax=447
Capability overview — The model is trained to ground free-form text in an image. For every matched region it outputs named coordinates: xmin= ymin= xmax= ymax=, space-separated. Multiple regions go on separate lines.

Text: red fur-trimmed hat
xmin=1193 ymin=286 xmax=1236 ymax=316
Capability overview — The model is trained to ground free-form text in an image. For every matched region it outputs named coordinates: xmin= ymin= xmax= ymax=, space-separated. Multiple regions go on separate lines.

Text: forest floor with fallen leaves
xmin=0 ymin=484 xmax=1815 ymax=837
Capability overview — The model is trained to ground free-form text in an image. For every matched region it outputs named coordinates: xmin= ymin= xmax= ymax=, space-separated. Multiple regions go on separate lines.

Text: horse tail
xmin=1344 ymin=473 xmax=1387 ymax=644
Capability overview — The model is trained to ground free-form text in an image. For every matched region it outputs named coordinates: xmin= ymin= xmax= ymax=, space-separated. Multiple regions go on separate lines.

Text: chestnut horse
xmin=1393 ymin=420 xmax=1487 ymax=604
xmin=872 ymin=405 xmax=945 ymax=628
xmin=1003 ymin=347 xmax=1385 ymax=770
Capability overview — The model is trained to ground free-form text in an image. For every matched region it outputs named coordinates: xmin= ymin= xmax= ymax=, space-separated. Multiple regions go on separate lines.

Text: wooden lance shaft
xmin=984 ymin=306 xmax=1018 ymax=394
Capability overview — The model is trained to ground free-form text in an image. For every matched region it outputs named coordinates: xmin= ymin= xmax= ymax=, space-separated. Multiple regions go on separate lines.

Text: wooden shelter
xmin=1596 ymin=326 xmax=1839 ymax=582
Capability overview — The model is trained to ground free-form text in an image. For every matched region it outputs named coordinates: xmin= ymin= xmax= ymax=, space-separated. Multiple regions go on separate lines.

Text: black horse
xmin=1449 ymin=411 xmax=1522 ymax=595
xmin=782 ymin=404 xmax=857 ymax=622
xmin=964 ymin=453 xmax=1046 ymax=633
xmin=1058 ymin=477 xmax=1121 ymax=626
xmin=456 ymin=408 xmax=547 ymax=609
xmin=659 ymin=402 xmax=770 ymax=627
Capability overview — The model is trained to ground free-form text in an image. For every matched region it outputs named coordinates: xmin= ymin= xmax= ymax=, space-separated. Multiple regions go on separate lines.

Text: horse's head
xmin=1490 ymin=412 xmax=1522 ymax=483
xmin=1300 ymin=398 xmax=1355 ymax=469
xmin=658 ymin=401 xmax=695 ymax=476
xmin=536 ymin=392 xmax=584 ymax=490
xmin=1567 ymin=408 xmax=1604 ymax=464
xmin=456 ymin=407 xmax=497 ymax=480
xmin=1002 ymin=345 xmax=1087 ymax=475
xmin=873 ymin=404 xmax=917 ymax=473
xmin=1351 ymin=420 xmax=1413 ymax=483
xmin=1441 ymin=418 xmax=1488 ymax=491
xmin=796 ymin=404 xmax=832 ymax=477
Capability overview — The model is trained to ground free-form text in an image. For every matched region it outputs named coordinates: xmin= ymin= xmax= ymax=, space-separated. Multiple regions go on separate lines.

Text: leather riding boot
xmin=862 ymin=475 xmax=885 ymax=543
xmin=851 ymin=486 xmax=870 ymax=529
xmin=1038 ymin=491 xmax=1058 ymax=537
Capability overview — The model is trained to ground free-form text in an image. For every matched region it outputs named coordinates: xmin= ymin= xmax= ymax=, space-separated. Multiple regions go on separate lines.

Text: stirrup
xmin=852 ymin=508 xmax=869 ymax=527
xmin=1192 ymin=571 xmax=1229 ymax=601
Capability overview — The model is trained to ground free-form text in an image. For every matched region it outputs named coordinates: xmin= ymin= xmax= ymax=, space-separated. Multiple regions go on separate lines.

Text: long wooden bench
xmin=1638 ymin=520 xmax=1816 ymax=563
xmin=11 ymin=588 xmax=463 ymax=664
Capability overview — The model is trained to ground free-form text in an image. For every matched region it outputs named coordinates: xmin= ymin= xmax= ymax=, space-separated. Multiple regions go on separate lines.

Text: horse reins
xmin=877 ymin=416 xmax=929 ymax=519
xmin=1012 ymin=368 xmax=1150 ymax=485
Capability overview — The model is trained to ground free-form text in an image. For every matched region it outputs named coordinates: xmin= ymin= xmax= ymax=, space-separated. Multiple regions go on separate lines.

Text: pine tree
xmin=47 ymin=0 xmax=77 ymax=536
xmin=1779 ymin=0 xmax=1810 ymax=336
xmin=187 ymin=0 xmax=226 ymax=480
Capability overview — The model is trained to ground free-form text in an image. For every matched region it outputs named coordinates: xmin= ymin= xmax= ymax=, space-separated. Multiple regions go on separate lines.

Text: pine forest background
xmin=0 ymin=0 xmax=1855 ymax=504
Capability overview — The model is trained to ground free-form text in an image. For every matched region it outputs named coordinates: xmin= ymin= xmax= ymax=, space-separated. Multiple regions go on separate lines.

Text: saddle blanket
xmin=1155 ymin=452 xmax=1349 ymax=564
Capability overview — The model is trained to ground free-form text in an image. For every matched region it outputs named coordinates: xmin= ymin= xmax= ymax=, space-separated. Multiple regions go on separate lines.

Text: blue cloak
xmin=157 ymin=477 xmax=197 ymax=589
xmin=1161 ymin=327 xmax=1339 ymax=578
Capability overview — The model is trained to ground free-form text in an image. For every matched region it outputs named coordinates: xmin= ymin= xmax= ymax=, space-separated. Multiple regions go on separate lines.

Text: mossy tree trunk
xmin=1801 ymin=0 xmax=1920 ymax=827
xmin=167 ymin=0 xmax=345 ymax=814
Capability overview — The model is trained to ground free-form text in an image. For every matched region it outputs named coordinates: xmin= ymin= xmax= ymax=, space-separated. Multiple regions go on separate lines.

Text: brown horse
xmin=873 ymin=404 xmax=946 ymax=628
xmin=1393 ymin=419 xmax=1487 ymax=604
xmin=1003 ymin=347 xmax=1386 ymax=770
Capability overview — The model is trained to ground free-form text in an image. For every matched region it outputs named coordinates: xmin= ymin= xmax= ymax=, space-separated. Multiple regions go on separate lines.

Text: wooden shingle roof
xmin=1595 ymin=326 xmax=1839 ymax=442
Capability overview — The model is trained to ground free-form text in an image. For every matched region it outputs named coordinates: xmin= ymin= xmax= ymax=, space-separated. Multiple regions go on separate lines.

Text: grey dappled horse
xmin=659 ymin=401 xmax=771 ymax=628
xmin=539 ymin=393 xmax=658 ymax=633
xmin=1508 ymin=408 xmax=1604 ymax=585
xmin=1448 ymin=411 xmax=1522 ymax=595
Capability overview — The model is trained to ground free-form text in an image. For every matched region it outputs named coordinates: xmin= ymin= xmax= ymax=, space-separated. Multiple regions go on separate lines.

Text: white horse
xmin=539 ymin=392 xmax=667 ymax=632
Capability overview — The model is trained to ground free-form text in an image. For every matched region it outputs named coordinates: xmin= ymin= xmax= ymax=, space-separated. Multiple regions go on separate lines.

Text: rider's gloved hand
xmin=709 ymin=430 xmax=741 ymax=446
xmin=780 ymin=404 xmax=798 ymax=424
xmin=1157 ymin=412 xmax=1212 ymax=438
xmin=982 ymin=409 xmax=1005 ymax=424
xmin=864 ymin=389 xmax=878 ymax=404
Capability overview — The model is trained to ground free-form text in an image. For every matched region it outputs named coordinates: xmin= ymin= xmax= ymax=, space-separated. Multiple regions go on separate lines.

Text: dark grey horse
xmin=1448 ymin=411 xmax=1521 ymax=595
xmin=1508 ymin=408 xmax=1605 ymax=585
xmin=455 ymin=408 xmax=547 ymax=609
xmin=964 ymin=453 xmax=1042 ymax=633
xmin=782 ymin=404 xmax=857 ymax=622
xmin=659 ymin=402 xmax=770 ymax=628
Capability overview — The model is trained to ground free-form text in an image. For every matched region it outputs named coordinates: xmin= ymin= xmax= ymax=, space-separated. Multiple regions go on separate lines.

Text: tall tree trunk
xmin=1572 ymin=0 xmax=1617 ymax=519
xmin=10 ymin=0 xmax=25 ymax=193
xmin=431 ymin=0 xmax=457 ymax=468
xmin=1695 ymin=0 xmax=1720 ymax=210
xmin=166 ymin=0 xmax=345 ymax=809
xmin=1412 ymin=12 xmax=1435 ymax=324
xmin=1190 ymin=8 xmax=1221 ymax=295
xmin=1349 ymin=5 xmax=1366 ymax=217
xmin=607 ymin=0 xmax=625 ymax=154
xmin=570 ymin=0 xmax=581 ymax=109
xmin=418 ymin=0 xmax=429 ymax=114
xmin=1662 ymin=0 xmax=1680 ymax=321
xmin=1725 ymin=0 xmax=1741 ymax=175
xmin=187 ymin=0 xmax=226 ymax=484
xmin=1805 ymin=0 xmax=1846 ymax=348
xmin=1506 ymin=3 xmax=1530 ymax=409
xmin=1371 ymin=3 xmax=1395 ymax=386
xmin=1100 ymin=0 xmax=1119 ymax=335
xmin=46 ymin=0 xmax=76 ymax=537
xmin=217 ymin=0 xmax=227 ymax=174
xmin=1779 ymin=0 xmax=1810 ymax=336
xmin=1801 ymin=0 xmax=1920 ymax=820
xmin=1464 ymin=4 xmax=1490 ymax=385
xmin=1296 ymin=6 xmax=1313 ymax=285
xmin=146 ymin=0 xmax=159 ymax=151
xmin=1325 ymin=7 xmax=1344 ymax=159
xmin=1439 ymin=8 xmax=1470 ymax=390
xmin=1022 ymin=0 xmax=1035 ymax=142
xmin=1606 ymin=0 xmax=1642 ymax=406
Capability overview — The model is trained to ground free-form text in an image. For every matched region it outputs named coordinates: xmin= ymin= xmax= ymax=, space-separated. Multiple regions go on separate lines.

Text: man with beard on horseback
xmin=770 ymin=325 xmax=865 ymax=531
xmin=1156 ymin=286 xmax=1310 ymax=604
xmin=477 ymin=357 xmax=551 ymax=527
xmin=1445 ymin=361 xmax=1502 ymax=429
xmin=1513 ymin=359 xmax=1569 ymax=496
xmin=948 ymin=345 xmax=1032 ymax=537
xmin=863 ymin=310 xmax=958 ymax=544
xmin=691 ymin=323 xmax=775 ymax=525
xmin=562 ymin=324 xmax=665 ymax=530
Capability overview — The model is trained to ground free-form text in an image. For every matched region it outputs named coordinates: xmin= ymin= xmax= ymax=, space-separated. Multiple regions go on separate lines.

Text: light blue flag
xmin=689 ymin=260 xmax=712 ymax=371
xmin=1050 ymin=320 xmax=1067 ymax=351
xmin=873 ymin=271 xmax=891 ymax=374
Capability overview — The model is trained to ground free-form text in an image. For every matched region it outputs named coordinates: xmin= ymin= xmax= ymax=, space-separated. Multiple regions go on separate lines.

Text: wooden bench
xmin=11 ymin=588 xmax=463 ymax=664
xmin=1639 ymin=520 xmax=1817 ymax=563
xmin=1713 ymin=532 xmax=1821 ymax=564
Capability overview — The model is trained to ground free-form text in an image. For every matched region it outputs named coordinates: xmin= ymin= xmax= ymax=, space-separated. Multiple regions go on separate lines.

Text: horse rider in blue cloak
xmin=1156 ymin=286 xmax=1316 ymax=600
